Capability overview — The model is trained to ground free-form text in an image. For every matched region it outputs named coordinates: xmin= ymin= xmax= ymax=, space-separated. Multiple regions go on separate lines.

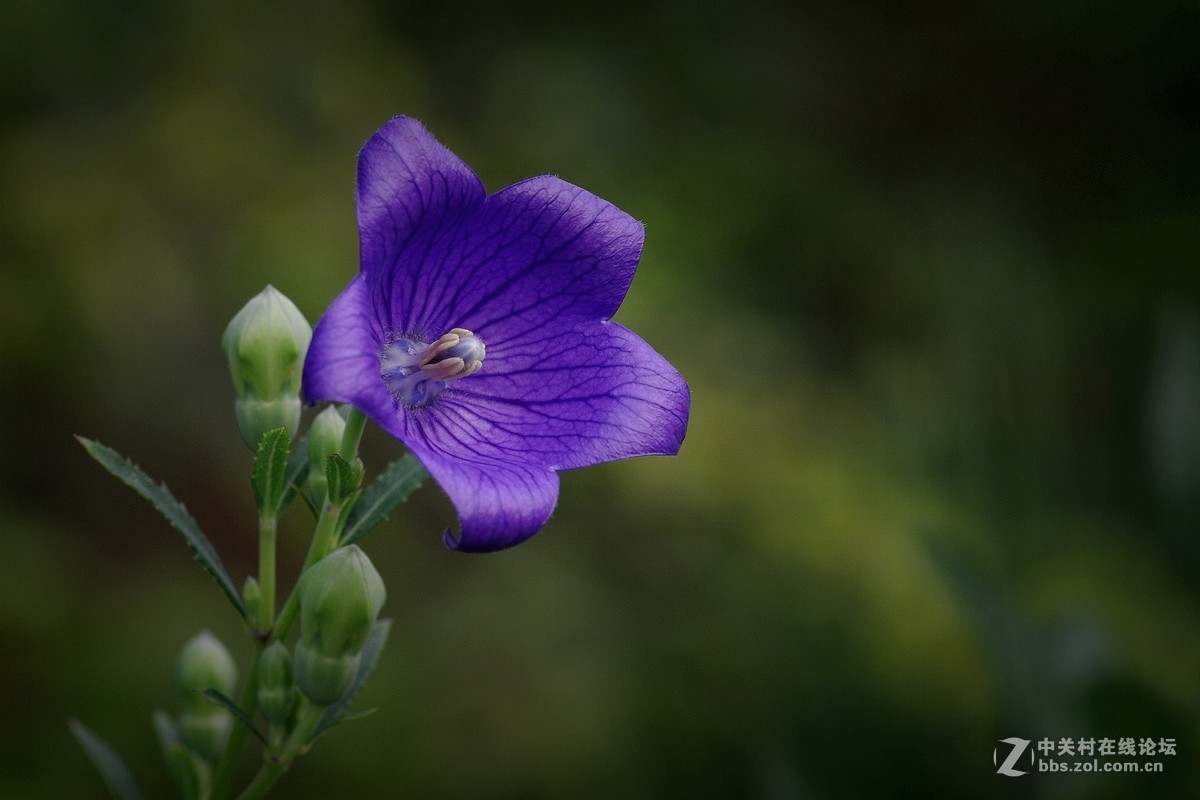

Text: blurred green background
xmin=1 ymin=1 xmax=1197 ymax=798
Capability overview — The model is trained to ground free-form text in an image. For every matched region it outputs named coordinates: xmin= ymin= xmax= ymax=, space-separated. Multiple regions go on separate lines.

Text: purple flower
xmin=303 ymin=116 xmax=689 ymax=552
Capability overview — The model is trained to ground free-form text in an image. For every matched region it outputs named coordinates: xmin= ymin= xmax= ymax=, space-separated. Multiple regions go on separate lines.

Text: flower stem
xmin=211 ymin=653 xmax=261 ymax=800
xmin=257 ymin=514 xmax=277 ymax=634
xmin=270 ymin=496 xmax=343 ymax=642
xmin=269 ymin=407 xmax=367 ymax=644
xmin=231 ymin=760 xmax=284 ymax=800
xmin=340 ymin=406 xmax=367 ymax=460
xmin=223 ymin=407 xmax=370 ymax=798
xmin=232 ymin=700 xmax=325 ymax=800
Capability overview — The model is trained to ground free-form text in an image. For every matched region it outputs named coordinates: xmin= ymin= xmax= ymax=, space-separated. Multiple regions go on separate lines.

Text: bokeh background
xmin=2 ymin=1 xmax=1197 ymax=798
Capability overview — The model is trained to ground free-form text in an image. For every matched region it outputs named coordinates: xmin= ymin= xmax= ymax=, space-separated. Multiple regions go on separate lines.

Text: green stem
xmin=228 ymin=408 xmax=370 ymax=798
xmin=339 ymin=407 xmax=367 ymax=461
xmin=270 ymin=497 xmax=343 ymax=643
xmin=232 ymin=760 xmax=284 ymax=800
xmin=210 ymin=652 xmax=261 ymax=800
xmin=232 ymin=701 xmax=325 ymax=800
xmin=268 ymin=408 xmax=366 ymax=644
xmin=257 ymin=515 xmax=277 ymax=634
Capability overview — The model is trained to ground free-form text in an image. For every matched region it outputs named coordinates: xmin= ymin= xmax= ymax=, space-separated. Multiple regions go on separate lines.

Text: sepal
xmin=235 ymin=398 xmax=301 ymax=453
xmin=325 ymin=454 xmax=363 ymax=507
xmin=311 ymin=619 xmax=391 ymax=742
xmin=253 ymin=427 xmax=291 ymax=517
xmin=292 ymin=646 xmax=360 ymax=707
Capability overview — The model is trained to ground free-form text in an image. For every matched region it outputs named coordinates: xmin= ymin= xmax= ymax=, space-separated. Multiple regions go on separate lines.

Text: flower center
xmin=380 ymin=328 xmax=486 ymax=408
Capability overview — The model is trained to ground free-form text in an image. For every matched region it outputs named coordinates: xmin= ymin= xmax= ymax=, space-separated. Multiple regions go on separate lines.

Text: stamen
xmin=381 ymin=328 xmax=485 ymax=409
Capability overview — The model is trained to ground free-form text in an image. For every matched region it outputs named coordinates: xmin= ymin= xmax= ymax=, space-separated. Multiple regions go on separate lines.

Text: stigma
xmin=381 ymin=328 xmax=486 ymax=408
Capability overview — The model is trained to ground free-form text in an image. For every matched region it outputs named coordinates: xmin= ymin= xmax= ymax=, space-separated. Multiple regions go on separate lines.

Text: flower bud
xmin=234 ymin=398 xmax=302 ymax=452
xmin=291 ymin=646 xmax=360 ymax=708
xmin=307 ymin=406 xmax=347 ymax=501
xmin=256 ymin=642 xmax=296 ymax=728
xmin=293 ymin=546 xmax=385 ymax=705
xmin=222 ymin=286 xmax=312 ymax=449
xmin=174 ymin=631 xmax=238 ymax=709
xmin=242 ymin=576 xmax=261 ymax=625
xmin=173 ymin=631 xmax=238 ymax=760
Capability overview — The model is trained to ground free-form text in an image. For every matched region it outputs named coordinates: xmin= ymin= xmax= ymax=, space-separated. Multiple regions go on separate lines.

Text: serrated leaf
xmin=77 ymin=437 xmax=246 ymax=619
xmin=311 ymin=619 xmax=391 ymax=742
xmin=325 ymin=707 xmax=378 ymax=727
xmin=199 ymin=689 xmax=267 ymax=745
xmin=325 ymin=454 xmax=356 ymax=505
xmin=69 ymin=718 xmax=148 ymax=800
xmin=252 ymin=427 xmax=290 ymax=516
xmin=282 ymin=432 xmax=310 ymax=511
xmin=341 ymin=455 xmax=427 ymax=546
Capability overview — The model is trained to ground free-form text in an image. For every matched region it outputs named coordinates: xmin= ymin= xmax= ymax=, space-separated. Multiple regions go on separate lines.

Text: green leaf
xmin=151 ymin=710 xmax=178 ymax=753
xmin=199 ymin=689 xmax=268 ymax=745
xmin=164 ymin=744 xmax=210 ymax=800
xmin=69 ymin=718 xmax=148 ymax=800
xmin=325 ymin=454 xmax=358 ymax=506
xmin=311 ymin=619 xmax=391 ymax=742
xmin=281 ymin=432 xmax=310 ymax=511
xmin=252 ymin=427 xmax=290 ymax=516
xmin=341 ymin=455 xmax=428 ymax=546
xmin=76 ymin=437 xmax=246 ymax=619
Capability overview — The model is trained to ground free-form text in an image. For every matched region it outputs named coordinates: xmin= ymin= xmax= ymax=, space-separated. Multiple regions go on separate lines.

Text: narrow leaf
xmin=76 ymin=437 xmax=246 ymax=619
xmin=69 ymin=718 xmax=148 ymax=800
xmin=341 ymin=455 xmax=428 ymax=546
xmin=199 ymin=689 xmax=268 ymax=745
xmin=152 ymin=710 xmax=178 ymax=753
xmin=252 ymin=427 xmax=290 ymax=516
xmin=311 ymin=619 xmax=391 ymax=741
xmin=164 ymin=744 xmax=210 ymax=800
xmin=323 ymin=707 xmax=378 ymax=728
xmin=281 ymin=432 xmax=310 ymax=511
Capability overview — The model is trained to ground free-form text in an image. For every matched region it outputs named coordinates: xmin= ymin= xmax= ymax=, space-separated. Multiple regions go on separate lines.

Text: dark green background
xmin=1 ymin=1 xmax=1197 ymax=798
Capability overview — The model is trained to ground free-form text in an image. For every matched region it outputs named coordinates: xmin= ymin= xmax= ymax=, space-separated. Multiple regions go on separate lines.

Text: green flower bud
xmin=177 ymin=713 xmax=232 ymax=763
xmin=222 ymin=286 xmax=312 ymax=449
xmin=293 ymin=546 xmax=385 ymax=705
xmin=291 ymin=646 xmax=360 ymax=707
xmin=256 ymin=642 xmax=296 ymax=727
xmin=174 ymin=631 xmax=238 ymax=709
xmin=234 ymin=397 xmax=302 ymax=452
xmin=173 ymin=631 xmax=238 ymax=759
xmin=307 ymin=406 xmax=347 ymax=501
xmin=242 ymin=576 xmax=261 ymax=625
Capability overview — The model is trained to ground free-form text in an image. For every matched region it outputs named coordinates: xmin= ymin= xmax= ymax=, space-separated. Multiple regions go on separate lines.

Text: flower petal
xmin=356 ymin=116 xmax=486 ymax=328
xmin=302 ymin=275 xmax=394 ymax=422
xmin=306 ymin=118 xmax=689 ymax=552
xmin=380 ymin=323 xmax=687 ymax=552
xmin=401 ymin=416 xmax=561 ymax=552
xmin=434 ymin=176 xmax=645 ymax=342
xmin=449 ymin=322 xmax=689 ymax=470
